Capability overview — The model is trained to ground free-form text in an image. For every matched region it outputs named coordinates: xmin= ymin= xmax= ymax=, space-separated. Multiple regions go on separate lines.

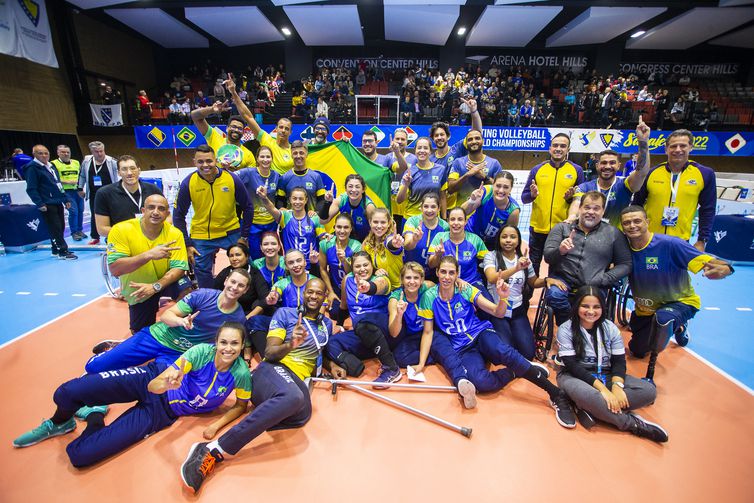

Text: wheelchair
xmin=532 ymin=282 xmax=632 ymax=362
xmin=101 ymin=251 xmax=121 ymax=298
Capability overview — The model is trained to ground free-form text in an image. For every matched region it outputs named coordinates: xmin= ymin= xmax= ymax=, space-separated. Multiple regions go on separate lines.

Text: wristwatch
xmin=613 ymin=381 xmax=625 ymax=389
xmin=152 ymin=282 xmax=162 ymax=292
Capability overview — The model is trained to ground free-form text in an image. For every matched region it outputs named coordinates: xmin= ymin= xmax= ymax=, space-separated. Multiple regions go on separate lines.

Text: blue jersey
xmin=344 ymin=274 xmax=390 ymax=326
xmin=337 ymin=193 xmax=374 ymax=241
xmin=466 ymin=188 xmax=521 ymax=241
xmin=402 ymin=215 xmax=449 ymax=267
xmin=418 ymin=284 xmax=492 ymax=351
xmin=403 ymin=162 xmax=448 ymax=218
xmin=238 ymin=168 xmax=280 ymax=226
xmin=574 ymin=177 xmax=634 ymax=228
xmin=279 ymin=210 xmax=324 ymax=256
xmin=449 ymin=155 xmax=503 ymax=206
xmin=167 ymin=344 xmax=251 ymax=416
xmin=268 ymin=307 xmax=333 ymax=380
xmin=629 ymin=233 xmax=711 ymax=317
xmin=252 ymin=257 xmax=286 ymax=287
xmin=271 ymin=274 xmax=313 ymax=308
xmin=149 ymin=288 xmax=246 ymax=352
xmin=277 ymin=169 xmax=325 ymax=210
xmin=429 ymin=232 xmax=488 ymax=284
xmin=320 ymin=236 xmax=361 ymax=296
xmin=384 ymin=151 xmax=418 ymax=195
xmin=390 ymin=284 xmax=429 ymax=334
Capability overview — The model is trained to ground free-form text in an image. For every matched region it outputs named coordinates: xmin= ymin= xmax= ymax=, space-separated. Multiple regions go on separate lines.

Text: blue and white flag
xmin=90 ymin=104 xmax=124 ymax=127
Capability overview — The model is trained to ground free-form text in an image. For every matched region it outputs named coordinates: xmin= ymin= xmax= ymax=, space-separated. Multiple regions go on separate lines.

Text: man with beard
xmin=308 ymin=117 xmax=330 ymax=146
xmin=542 ymin=191 xmax=632 ymax=325
xmin=429 ymin=96 xmax=482 ymax=208
xmin=77 ymin=141 xmax=120 ymax=245
xmin=447 ymin=129 xmax=502 ymax=208
xmin=360 ymin=129 xmax=387 ymax=165
xmin=566 ymin=116 xmax=652 ymax=227
xmin=192 ymin=99 xmax=256 ymax=171
xmin=521 ymin=133 xmax=584 ymax=276
xmin=225 ymin=74 xmax=293 ymax=175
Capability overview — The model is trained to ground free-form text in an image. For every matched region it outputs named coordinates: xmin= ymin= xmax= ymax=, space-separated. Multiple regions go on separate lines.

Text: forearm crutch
xmin=310 ymin=377 xmax=457 ymax=393
xmin=344 ymin=383 xmax=472 ymax=438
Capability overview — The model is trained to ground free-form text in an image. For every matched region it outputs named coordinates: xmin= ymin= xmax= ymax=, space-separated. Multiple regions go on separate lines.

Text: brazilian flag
xmin=306 ymin=140 xmax=392 ymax=211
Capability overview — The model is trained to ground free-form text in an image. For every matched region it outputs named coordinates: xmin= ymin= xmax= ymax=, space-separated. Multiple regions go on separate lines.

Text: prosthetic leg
xmin=644 ymin=315 xmax=674 ymax=385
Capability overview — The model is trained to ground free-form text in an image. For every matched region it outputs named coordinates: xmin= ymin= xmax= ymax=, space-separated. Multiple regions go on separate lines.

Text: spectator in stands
xmin=507 ymin=98 xmax=519 ymax=127
xmin=543 ymin=99 xmax=555 ymax=125
xmin=519 ymin=99 xmax=533 ymax=127
xmin=292 ymin=91 xmax=306 ymax=118
xmin=637 ymin=85 xmax=653 ymax=102
xmin=136 ymin=90 xmax=152 ymax=125
xmin=194 ymin=91 xmax=211 ymax=109
xmin=316 ymin=96 xmax=329 ymax=119
xmin=400 ymin=95 xmax=413 ymax=124
xmin=11 ymin=148 xmax=32 ymax=179
xmin=168 ymin=99 xmax=181 ymax=125
xmin=102 ymin=85 xmax=120 ymax=105
xmin=670 ymin=97 xmax=685 ymax=124
xmin=355 ymin=69 xmax=366 ymax=93
xmin=213 ymin=79 xmax=226 ymax=100
xmin=655 ymin=89 xmax=670 ymax=129
xmin=77 ymin=141 xmax=119 ymax=245
xmin=179 ymin=100 xmax=191 ymax=124
xmin=412 ymin=97 xmax=423 ymax=123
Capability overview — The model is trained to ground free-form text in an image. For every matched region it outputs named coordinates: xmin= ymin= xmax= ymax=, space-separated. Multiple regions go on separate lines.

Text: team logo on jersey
xmin=306 ymin=182 xmax=313 ymax=189
xmin=714 ymin=230 xmax=727 ymax=243
xmin=177 ymin=127 xmax=196 ymax=147
xmin=405 ymin=127 xmax=418 ymax=146
xmin=216 ymin=386 xmax=228 ymax=394
xmin=300 ymin=126 xmax=316 ymax=141
xmin=645 ymin=256 xmax=659 ymax=270
xmin=26 ymin=218 xmax=40 ymax=232
xmin=221 ymin=186 xmax=229 ymax=192
xmin=107 ymin=242 xmax=115 ymax=252
xmin=687 ymin=179 xmax=697 ymax=185
xmin=333 ymin=126 xmax=353 ymax=141
xmin=19 ymin=0 xmax=40 ymax=27
xmin=463 ymin=251 xmax=472 ymax=259
xmin=304 ymin=225 xmax=312 ymax=232
xmin=147 ymin=127 xmax=166 ymax=147
xmin=564 ymin=174 xmax=573 ymax=179
xmin=370 ymin=126 xmax=385 ymax=144
xmin=432 ymin=175 xmax=440 ymax=183
xmin=453 ymin=302 xmax=464 ymax=313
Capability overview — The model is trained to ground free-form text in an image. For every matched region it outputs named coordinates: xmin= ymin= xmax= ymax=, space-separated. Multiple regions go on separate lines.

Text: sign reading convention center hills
xmin=134 ymin=125 xmax=754 ymax=157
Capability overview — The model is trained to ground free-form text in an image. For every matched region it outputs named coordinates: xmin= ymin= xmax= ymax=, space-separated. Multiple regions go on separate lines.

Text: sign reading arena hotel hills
xmin=489 ymin=54 xmax=589 ymax=69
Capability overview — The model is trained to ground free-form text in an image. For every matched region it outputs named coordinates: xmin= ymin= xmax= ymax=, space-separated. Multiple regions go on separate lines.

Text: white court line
xmin=72 ymin=293 xmax=87 ymax=297
xmin=16 ymin=291 xmax=31 ymax=295
xmin=704 ymin=307 xmax=720 ymax=311
xmin=0 ymin=294 xmax=108 ymax=351
xmin=684 ymin=348 xmax=754 ymax=395
xmin=735 ymin=307 xmax=752 ymax=312
xmin=43 ymin=293 xmax=59 ymax=296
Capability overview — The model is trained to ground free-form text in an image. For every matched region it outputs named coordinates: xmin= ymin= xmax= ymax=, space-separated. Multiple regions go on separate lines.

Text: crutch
xmin=343 ymin=383 xmax=472 ymax=438
xmin=310 ymin=377 xmax=457 ymax=394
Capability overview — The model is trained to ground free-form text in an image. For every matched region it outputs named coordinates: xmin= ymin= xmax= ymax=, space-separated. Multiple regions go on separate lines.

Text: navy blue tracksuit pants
xmin=53 ymin=362 xmax=176 ymax=467
xmin=430 ymin=328 xmax=532 ymax=393
xmin=84 ymin=327 xmax=182 ymax=374
xmin=218 ymin=361 xmax=311 ymax=456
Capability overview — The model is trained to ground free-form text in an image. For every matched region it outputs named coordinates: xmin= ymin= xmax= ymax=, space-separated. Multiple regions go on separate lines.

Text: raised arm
xmin=626 ymin=115 xmax=652 ymax=193
xmin=224 ymin=74 xmax=261 ymax=136
xmin=191 ymin=100 xmax=230 ymax=138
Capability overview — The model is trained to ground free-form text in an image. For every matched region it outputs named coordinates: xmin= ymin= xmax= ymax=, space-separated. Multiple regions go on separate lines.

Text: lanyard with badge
xmin=600 ymin=179 xmax=618 ymax=223
xmin=92 ymin=160 xmax=105 ymax=187
xmin=302 ymin=315 xmax=329 ymax=377
xmin=46 ymin=164 xmax=65 ymax=193
xmin=123 ymin=182 xmax=143 ymax=219
xmin=588 ymin=326 xmax=607 ymax=385
xmin=661 ymin=170 xmax=682 ymax=227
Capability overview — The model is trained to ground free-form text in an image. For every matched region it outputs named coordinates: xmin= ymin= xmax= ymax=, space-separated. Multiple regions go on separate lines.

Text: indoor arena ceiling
xmin=65 ymin=1 xmax=754 ymax=50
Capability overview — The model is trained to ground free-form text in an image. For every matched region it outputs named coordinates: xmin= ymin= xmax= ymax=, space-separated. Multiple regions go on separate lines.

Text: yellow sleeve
xmin=268 ymin=328 xmax=286 ymax=340
xmin=106 ymin=222 xmax=131 ymax=263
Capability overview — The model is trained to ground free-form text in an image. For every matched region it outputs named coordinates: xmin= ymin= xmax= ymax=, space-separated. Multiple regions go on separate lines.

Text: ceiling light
xmin=631 ymin=30 xmax=646 ymax=38
xmin=457 ymin=27 xmax=466 ymax=36
xmin=281 ymin=27 xmax=292 ymax=36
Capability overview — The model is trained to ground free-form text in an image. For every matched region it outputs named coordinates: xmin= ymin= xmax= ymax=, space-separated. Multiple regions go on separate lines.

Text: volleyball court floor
xmin=0 ymin=246 xmax=752 ymax=502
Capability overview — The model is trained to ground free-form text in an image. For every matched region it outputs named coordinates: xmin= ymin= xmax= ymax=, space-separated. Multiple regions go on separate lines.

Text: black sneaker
xmin=576 ymin=407 xmax=596 ymax=429
xmin=550 ymin=391 xmax=576 ymax=428
xmin=181 ymin=442 xmax=223 ymax=493
xmin=60 ymin=251 xmax=78 ymax=260
xmin=629 ymin=413 xmax=669 ymax=443
xmin=92 ymin=339 xmax=123 ymax=355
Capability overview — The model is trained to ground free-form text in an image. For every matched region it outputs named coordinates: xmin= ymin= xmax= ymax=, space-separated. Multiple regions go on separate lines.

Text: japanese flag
xmin=725 ymin=133 xmax=746 ymax=154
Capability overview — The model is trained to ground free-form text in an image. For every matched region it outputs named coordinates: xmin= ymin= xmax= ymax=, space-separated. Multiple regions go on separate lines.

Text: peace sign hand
xmin=223 ymin=73 xmax=236 ymax=94
xmin=181 ymin=310 xmax=200 ymax=330
xmin=146 ymin=240 xmax=181 ymax=260
xmin=211 ymin=100 xmax=230 ymax=115
xmin=335 ymin=241 xmax=347 ymax=263
xmin=324 ymin=185 xmax=334 ymax=202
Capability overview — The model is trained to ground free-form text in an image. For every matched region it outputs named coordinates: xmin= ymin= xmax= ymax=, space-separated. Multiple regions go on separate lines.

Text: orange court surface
xmin=1 ymin=292 xmax=752 ymax=503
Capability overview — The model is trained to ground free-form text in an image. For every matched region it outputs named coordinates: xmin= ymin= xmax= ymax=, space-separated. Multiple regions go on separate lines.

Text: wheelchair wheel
xmin=616 ymin=283 xmax=633 ymax=327
xmin=101 ymin=252 xmax=121 ymax=298
xmin=533 ymin=294 xmax=554 ymax=362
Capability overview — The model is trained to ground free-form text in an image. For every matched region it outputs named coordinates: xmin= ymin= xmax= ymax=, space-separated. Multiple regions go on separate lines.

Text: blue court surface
xmin=0 ymin=247 xmax=752 ymax=392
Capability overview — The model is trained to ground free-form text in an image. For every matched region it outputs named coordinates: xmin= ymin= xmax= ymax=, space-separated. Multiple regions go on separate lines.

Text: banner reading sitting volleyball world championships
xmin=134 ymin=125 xmax=754 ymax=157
